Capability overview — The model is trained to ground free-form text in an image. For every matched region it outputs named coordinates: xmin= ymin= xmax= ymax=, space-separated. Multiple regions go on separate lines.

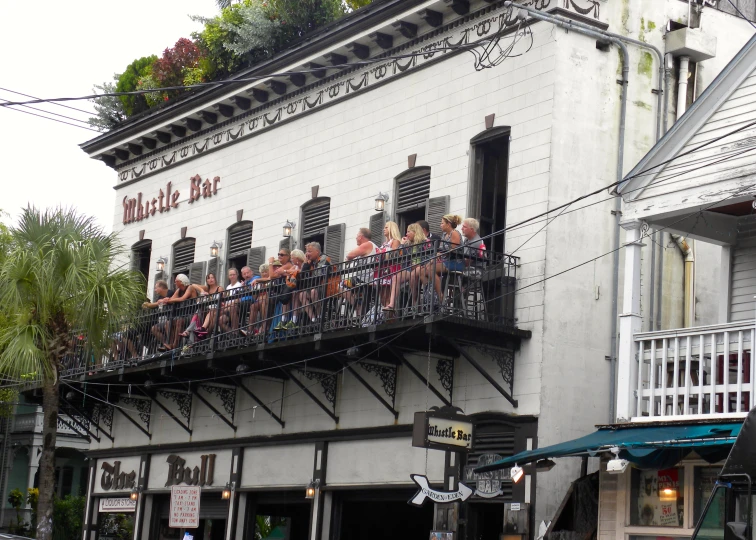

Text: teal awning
xmin=475 ymin=421 xmax=743 ymax=473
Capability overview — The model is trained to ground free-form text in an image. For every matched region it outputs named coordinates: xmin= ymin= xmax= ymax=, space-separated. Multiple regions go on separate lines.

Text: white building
xmin=71 ymin=1 xmax=755 ymax=539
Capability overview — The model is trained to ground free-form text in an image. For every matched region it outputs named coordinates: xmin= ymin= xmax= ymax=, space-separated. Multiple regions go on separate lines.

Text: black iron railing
xmin=63 ymin=239 xmax=518 ymax=377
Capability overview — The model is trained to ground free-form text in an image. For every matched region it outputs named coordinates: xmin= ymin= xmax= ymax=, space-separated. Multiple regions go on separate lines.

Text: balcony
xmin=632 ymin=320 xmax=755 ymax=420
xmin=12 ymin=411 xmax=87 ymax=438
xmin=62 ymin=240 xmax=527 ymax=379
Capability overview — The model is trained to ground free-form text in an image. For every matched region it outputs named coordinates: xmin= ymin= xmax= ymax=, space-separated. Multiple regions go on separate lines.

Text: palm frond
xmin=0 ymin=322 xmax=51 ymax=381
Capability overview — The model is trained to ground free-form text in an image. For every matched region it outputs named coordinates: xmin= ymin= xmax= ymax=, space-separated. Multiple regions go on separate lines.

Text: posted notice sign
xmin=169 ymin=485 xmax=200 ymax=528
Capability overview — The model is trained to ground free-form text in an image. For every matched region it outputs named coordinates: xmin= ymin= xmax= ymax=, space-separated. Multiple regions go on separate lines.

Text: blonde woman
xmin=385 ymin=223 xmax=429 ymax=311
xmin=422 ymin=214 xmax=463 ymax=303
xmin=377 ymin=221 xmax=402 ymax=306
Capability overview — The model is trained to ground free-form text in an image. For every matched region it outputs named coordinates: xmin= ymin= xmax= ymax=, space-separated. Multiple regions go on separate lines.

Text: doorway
xmin=463 ymin=502 xmax=504 ymax=540
xmin=332 ymin=489 xmax=434 ymax=540
xmin=131 ymin=240 xmax=152 ymax=285
xmin=469 ymin=129 xmax=509 ymax=254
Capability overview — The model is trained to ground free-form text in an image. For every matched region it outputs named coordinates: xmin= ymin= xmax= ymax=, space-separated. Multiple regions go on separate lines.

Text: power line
xmin=725 ymin=0 xmax=756 ymax=29
xmin=0 ymin=103 xmax=99 ymax=132
xmin=0 ymin=87 xmax=94 ymax=115
xmin=0 ymin=98 xmax=92 ymax=126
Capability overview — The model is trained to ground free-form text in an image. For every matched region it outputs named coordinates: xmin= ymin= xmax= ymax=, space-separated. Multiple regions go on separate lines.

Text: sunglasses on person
xmin=278 ymin=252 xmax=289 ymax=257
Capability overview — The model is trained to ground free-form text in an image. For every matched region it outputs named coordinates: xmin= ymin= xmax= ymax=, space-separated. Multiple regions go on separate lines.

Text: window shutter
xmin=247 ymin=247 xmax=266 ymax=276
xmin=228 ymin=222 xmax=253 ymax=256
xmin=396 ymin=171 xmax=431 ymax=211
xmin=302 ymin=199 xmax=331 ymax=238
xmin=324 ymin=223 xmax=346 ymax=264
xmin=207 ymin=257 xmax=220 ymax=281
xmin=369 ymin=211 xmax=386 ymax=245
xmin=188 ymin=261 xmax=207 ymax=285
xmin=130 ymin=251 xmax=140 ymax=272
xmin=466 ymin=425 xmax=517 ymax=500
xmin=280 ymin=237 xmax=294 ymax=252
xmin=425 ymin=196 xmax=450 ymax=237
xmin=172 ymin=239 xmax=196 ymax=275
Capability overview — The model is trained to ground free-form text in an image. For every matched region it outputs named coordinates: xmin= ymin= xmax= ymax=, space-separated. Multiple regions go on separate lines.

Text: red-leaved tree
xmin=152 ymin=38 xmax=204 ymax=90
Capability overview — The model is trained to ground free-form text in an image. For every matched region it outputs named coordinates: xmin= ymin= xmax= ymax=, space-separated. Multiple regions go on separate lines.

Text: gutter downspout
xmin=503 ymin=3 xmax=630 ymax=424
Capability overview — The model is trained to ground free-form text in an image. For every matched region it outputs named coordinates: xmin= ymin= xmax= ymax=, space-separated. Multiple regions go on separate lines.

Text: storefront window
xmin=98 ymin=513 xmax=135 ymax=540
xmin=630 ymin=468 xmax=685 ymax=527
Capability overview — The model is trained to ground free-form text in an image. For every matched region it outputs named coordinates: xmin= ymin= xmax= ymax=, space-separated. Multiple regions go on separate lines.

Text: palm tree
xmin=0 ymin=208 xmax=144 ymax=540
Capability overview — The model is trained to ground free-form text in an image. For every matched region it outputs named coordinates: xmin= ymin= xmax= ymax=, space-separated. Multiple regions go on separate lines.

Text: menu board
xmin=635 ymin=468 xmax=683 ymax=527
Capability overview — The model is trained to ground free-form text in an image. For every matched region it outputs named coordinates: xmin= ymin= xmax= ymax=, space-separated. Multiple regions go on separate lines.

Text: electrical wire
xmin=0 ymin=87 xmax=95 ymax=115
xmin=0 ymin=102 xmax=99 ymax=132
xmin=0 ymin=98 xmax=93 ymax=126
xmin=725 ymin=0 xmax=756 ymax=29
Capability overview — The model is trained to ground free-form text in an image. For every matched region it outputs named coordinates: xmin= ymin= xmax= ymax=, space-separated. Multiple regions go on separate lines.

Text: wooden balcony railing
xmin=634 ymin=321 xmax=755 ymax=419
xmin=62 ymin=239 xmax=519 ymax=378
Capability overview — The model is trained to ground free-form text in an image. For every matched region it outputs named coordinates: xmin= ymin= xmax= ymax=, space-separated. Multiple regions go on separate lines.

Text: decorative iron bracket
xmin=194 ymin=385 xmax=237 ymax=432
xmin=386 ymin=346 xmax=451 ymax=407
xmin=60 ymin=396 xmax=111 ymax=442
xmin=284 ymin=364 xmax=339 ymax=423
xmin=446 ymin=338 xmax=517 ymax=407
xmin=474 ymin=345 xmax=514 ymax=395
xmin=358 ymin=361 xmax=397 ymax=404
xmin=119 ymin=395 xmax=153 ymax=437
xmin=198 ymin=384 xmax=237 ymax=420
xmin=436 ymin=358 xmax=454 ymax=403
xmin=57 ymin=414 xmax=92 ymax=441
xmin=230 ymin=378 xmax=285 ymax=428
xmin=337 ymin=358 xmax=398 ymax=418
xmin=149 ymin=389 xmax=193 ymax=435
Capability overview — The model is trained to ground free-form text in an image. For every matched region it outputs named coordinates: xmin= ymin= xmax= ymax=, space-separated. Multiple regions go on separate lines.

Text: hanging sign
xmin=169 ymin=485 xmax=201 ymax=529
xmin=463 ymin=454 xmax=510 ymax=498
xmin=98 ymin=497 xmax=136 ymax=512
xmin=408 ymin=474 xmax=473 ymax=506
xmin=412 ymin=411 xmax=474 ymax=452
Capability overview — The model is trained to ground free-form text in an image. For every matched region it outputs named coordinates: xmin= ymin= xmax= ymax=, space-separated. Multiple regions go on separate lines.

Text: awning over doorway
xmin=474 ymin=421 xmax=743 ymax=472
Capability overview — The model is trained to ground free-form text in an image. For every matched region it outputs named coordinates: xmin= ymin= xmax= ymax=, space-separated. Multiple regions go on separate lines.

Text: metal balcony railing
xmin=634 ymin=321 xmax=756 ymax=419
xmin=62 ymin=240 xmax=519 ymax=377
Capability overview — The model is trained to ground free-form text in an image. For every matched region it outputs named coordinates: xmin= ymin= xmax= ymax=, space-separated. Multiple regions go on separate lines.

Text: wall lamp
xmin=305 ymin=479 xmax=320 ymax=499
xmin=510 ymin=465 xmax=524 ymax=484
xmin=283 ymin=219 xmax=296 ymax=238
xmin=210 ymin=240 xmax=223 ymax=258
xmin=222 ymin=481 xmax=235 ymax=500
xmin=374 ymin=192 xmax=389 ymax=212
xmin=155 ymin=256 xmax=168 ymax=273
xmin=130 ymin=486 xmax=142 ymax=501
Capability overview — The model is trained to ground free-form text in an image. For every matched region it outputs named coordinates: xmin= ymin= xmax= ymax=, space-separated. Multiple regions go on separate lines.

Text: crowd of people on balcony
xmin=112 ymin=215 xmax=490 ymax=359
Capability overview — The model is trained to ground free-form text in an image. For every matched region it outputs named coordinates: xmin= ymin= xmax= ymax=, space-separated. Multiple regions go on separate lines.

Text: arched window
xmin=468 ymin=126 xmax=510 ymax=253
xmin=130 ymin=239 xmax=152 ymax=286
xmin=171 ymin=238 xmax=196 ymax=281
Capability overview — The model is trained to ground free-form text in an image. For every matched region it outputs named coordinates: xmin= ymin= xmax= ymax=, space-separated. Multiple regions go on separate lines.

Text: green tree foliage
xmin=115 ymin=56 xmax=157 ymax=116
xmin=152 ymin=38 xmax=205 ymax=91
xmin=191 ymin=5 xmax=248 ymax=80
xmin=345 ymin=0 xmax=372 ymax=9
xmin=271 ymin=0 xmax=346 ymax=43
xmin=0 ymin=208 xmax=144 ymax=540
xmin=52 ymin=496 xmax=86 ymax=540
xmin=219 ymin=0 xmax=281 ymax=57
xmin=88 ymin=79 xmax=127 ymax=131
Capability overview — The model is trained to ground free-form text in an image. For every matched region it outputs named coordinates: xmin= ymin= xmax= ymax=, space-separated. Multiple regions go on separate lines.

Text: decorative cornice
xmin=112 ymin=2 xmax=601 ymax=186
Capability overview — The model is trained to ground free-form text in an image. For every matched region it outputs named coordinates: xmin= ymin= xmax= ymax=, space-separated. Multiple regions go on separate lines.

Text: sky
xmin=0 ymin=0 xmax=218 ymax=232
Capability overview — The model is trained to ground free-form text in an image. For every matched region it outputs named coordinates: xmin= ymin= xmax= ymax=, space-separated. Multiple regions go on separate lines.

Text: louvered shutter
xmin=130 ymin=250 xmax=140 ymax=272
xmin=247 ymin=247 xmax=266 ymax=276
xmin=188 ymin=261 xmax=207 ymax=285
xmin=280 ymin=237 xmax=294 ymax=252
xmin=207 ymin=257 xmax=220 ymax=281
xmin=396 ymin=171 xmax=431 ymax=212
xmin=466 ymin=424 xmax=517 ymax=500
xmin=172 ymin=239 xmax=196 ymax=275
xmin=324 ymin=223 xmax=346 ymax=264
xmin=426 ymin=196 xmax=450 ymax=237
xmin=228 ymin=222 xmax=253 ymax=256
xmin=369 ymin=211 xmax=386 ymax=245
xmin=302 ymin=199 xmax=331 ymax=239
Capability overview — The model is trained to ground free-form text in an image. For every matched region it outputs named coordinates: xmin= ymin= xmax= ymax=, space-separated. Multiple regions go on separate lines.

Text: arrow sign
xmin=408 ymin=474 xmax=473 ymax=506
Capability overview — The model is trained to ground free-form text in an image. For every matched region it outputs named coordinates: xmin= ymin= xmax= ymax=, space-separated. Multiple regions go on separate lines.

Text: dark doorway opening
xmin=131 ymin=240 xmax=152 ymax=285
xmin=463 ymin=502 xmax=505 ymax=540
xmin=245 ymin=491 xmax=311 ymax=540
xmin=397 ymin=207 xmax=426 ymax=237
xmin=227 ymin=254 xmax=247 ymax=275
xmin=333 ymin=490 xmax=434 ymax=540
xmin=302 ymin=232 xmax=325 ymax=252
xmin=470 ymin=130 xmax=509 ymax=254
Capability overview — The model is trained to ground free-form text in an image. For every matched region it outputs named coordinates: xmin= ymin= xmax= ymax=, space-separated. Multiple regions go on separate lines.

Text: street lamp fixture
xmin=210 ymin=240 xmax=223 ymax=258
xmin=156 ymin=256 xmax=168 ymax=273
xmin=283 ymin=219 xmax=296 ymax=238
xmin=130 ymin=486 xmax=142 ymax=501
xmin=305 ymin=479 xmax=320 ymax=499
xmin=222 ymin=481 xmax=235 ymax=500
xmin=374 ymin=192 xmax=389 ymax=212
xmin=510 ymin=465 xmax=524 ymax=484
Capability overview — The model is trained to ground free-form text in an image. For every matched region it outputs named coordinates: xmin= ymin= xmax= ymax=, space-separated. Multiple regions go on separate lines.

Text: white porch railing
xmin=12 ymin=410 xmax=80 ymax=436
xmin=634 ymin=321 xmax=755 ymax=420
